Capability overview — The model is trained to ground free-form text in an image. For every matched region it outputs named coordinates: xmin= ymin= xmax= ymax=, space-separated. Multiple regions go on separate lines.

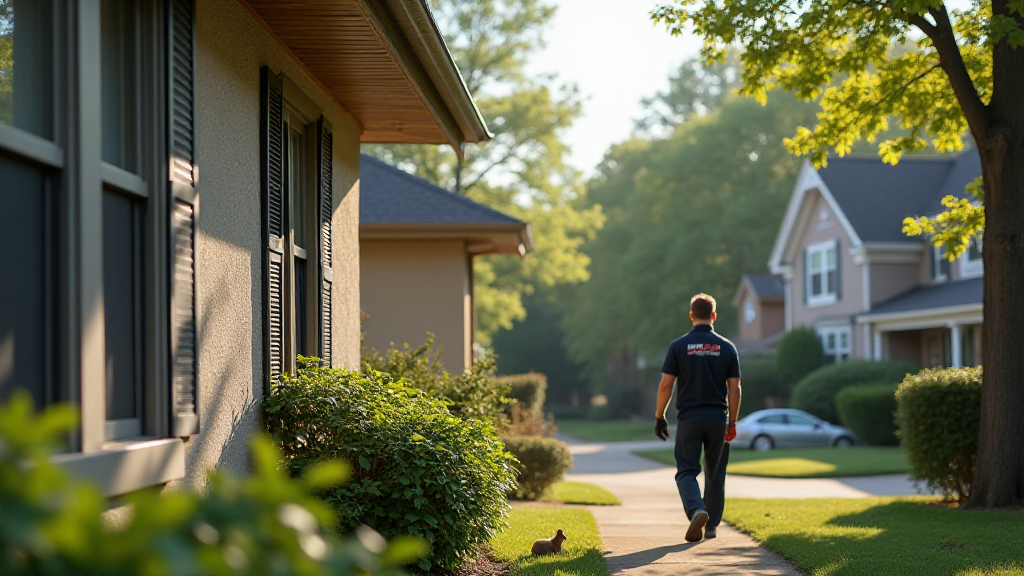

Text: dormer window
xmin=805 ymin=241 xmax=838 ymax=306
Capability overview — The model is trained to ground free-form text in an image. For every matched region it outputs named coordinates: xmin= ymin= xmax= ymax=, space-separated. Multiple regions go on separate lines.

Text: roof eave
xmin=360 ymin=221 xmax=529 ymax=256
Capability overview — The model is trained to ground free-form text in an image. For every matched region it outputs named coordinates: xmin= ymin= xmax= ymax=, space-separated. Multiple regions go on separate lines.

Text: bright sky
xmin=526 ymin=0 xmax=703 ymax=175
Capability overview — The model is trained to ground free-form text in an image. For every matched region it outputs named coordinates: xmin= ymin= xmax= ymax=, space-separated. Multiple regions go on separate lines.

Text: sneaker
xmin=704 ymin=527 xmax=717 ymax=539
xmin=685 ymin=510 xmax=709 ymax=542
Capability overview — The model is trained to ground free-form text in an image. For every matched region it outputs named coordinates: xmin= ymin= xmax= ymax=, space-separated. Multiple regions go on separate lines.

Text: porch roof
xmin=243 ymin=0 xmax=490 ymax=153
xmin=859 ymin=278 xmax=982 ymax=320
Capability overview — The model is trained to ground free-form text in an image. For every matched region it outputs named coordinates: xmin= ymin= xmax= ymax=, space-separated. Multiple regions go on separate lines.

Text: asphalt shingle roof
xmin=863 ymin=278 xmax=982 ymax=316
xmin=746 ymin=274 xmax=784 ymax=299
xmin=360 ymin=154 xmax=522 ymax=225
xmin=817 ymin=149 xmax=980 ymax=243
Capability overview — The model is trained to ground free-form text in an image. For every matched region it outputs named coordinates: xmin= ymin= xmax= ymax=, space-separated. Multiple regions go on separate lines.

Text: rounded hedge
xmin=790 ymin=360 xmax=919 ymax=423
xmin=496 ymin=373 xmax=548 ymax=419
xmin=775 ymin=327 xmax=825 ymax=388
xmin=896 ymin=366 xmax=981 ymax=501
xmin=264 ymin=359 xmax=517 ymax=572
xmin=500 ymin=435 xmax=572 ymax=500
xmin=835 ymin=382 xmax=899 ymax=446
xmin=738 ymin=355 xmax=788 ymax=418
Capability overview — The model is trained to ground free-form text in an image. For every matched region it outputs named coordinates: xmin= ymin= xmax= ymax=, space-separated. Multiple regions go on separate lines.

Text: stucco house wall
xmin=187 ymin=0 xmax=361 ymax=488
xmin=361 ymin=240 xmax=472 ymax=371
xmin=870 ymin=262 xmax=921 ymax=306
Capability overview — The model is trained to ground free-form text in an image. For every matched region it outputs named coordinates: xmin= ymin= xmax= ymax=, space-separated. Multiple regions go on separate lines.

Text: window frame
xmin=932 ymin=244 xmax=951 ymax=282
xmin=959 ymin=237 xmax=983 ymax=279
xmin=744 ymin=298 xmax=756 ymax=324
xmin=805 ymin=241 xmax=838 ymax=307
xmin=818 ymin=326 xmax=851 ymax=364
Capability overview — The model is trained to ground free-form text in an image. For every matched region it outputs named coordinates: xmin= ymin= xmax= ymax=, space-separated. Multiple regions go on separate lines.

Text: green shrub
xmin=896 ymin=367 xmax=982 ymax=501
xmin=264 ymin=359 xmax=517 ymax=572
xmin=775 ymin=327 xmax=825 ymax=388
xmin=738 ymin=356 xmax=789 ymax=418
xmin=836 ymin=382 xmax=899 ymax=446
xmin=500 ymin=435 xmax=573 ymax=500
xmin=496 ymin=372 xmax=547 ymax=418
xmin=362 ymin=334 xmax=511 ymax=424
xmin=791 ymin=360 xmax=919 ymax=423
xmin=0 ymin=391 xmax=422 ymax=576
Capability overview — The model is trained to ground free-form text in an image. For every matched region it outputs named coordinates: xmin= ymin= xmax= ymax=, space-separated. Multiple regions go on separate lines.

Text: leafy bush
xmin=500 ymin=436 xmax=573 ymax=500
xmin=503 ymin=403 xmax=557 ymax=437
xmin=738 ymin=355 xmax=789 ymax=418
xmin=496 ymin=373 xmax=547 ymax=419
xmin=0 ymin=391 xmax=422 ymax=576
xmin=264 ymin=359 xmax=517 ymax=572
xmin=775 ymin=327 xmax=825 ymax=388
xmin=362 ymin=335 xmax=510 ymax=424
xmin=896 ymin=367 xmax=982 ymax=501
xmin=791 ymin=360 xmax=919 ymax=423
xmin=836 ymin=382 xmax=899 ymax=446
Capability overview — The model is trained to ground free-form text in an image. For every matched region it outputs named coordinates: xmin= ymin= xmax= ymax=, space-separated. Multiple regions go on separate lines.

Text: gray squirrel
xmin=531 ymin=529 xmax=567 ymax=555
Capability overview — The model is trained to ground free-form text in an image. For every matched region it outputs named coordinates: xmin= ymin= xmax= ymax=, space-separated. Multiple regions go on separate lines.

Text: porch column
xmin=950 ymin=324 xmax=963 ymax=367
xmin=872 ymin=329 xmax=883 ymax=361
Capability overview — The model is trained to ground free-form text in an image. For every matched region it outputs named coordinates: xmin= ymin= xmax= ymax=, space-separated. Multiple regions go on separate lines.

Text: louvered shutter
xmin=316 ymin=118 xmax=333 ymax=367
xmin=834 ymin=239 xmax=842 ymax=300
xmin=168 ymin=0 xmax=199 ymax=437
xmin=802 ymin=248 xmax=809 ymax=304
xmin=261 ymin=66 xmax=286 ymax=386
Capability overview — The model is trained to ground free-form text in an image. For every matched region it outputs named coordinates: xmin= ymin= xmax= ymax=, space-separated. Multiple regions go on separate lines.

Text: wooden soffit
xmin=243 ymin=0 xmax=490 ymax=152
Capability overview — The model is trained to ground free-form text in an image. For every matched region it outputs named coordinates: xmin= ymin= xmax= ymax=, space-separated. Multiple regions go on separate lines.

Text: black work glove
xmin=655 ymin=417 xmax=670 ymax=441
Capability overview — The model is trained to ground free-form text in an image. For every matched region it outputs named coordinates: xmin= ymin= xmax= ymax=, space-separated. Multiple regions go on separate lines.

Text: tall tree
xmin=367 ymin=0 xmax=603 ymax=344
xmin=634 ymin=51 xmax=743 ymax=136
xmin=653 ymin=0 xmax=1023 ymax=509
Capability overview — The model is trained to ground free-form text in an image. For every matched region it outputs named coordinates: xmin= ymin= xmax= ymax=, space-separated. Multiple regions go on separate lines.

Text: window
xmin=0 ymin=0 xmax=55 ymax=139
xmin=805 ymin=241 xmax=838 ymax=306
xmin=284 ymin=108 xmax=317 ymax=364
xmin=818 ymin=327 xmax=851 ymax=364
xmin=745 ymin=298 xmax=756 ymax=323
xmin=758 ymin=415 xmax=785 ymax=424
xmin=786 ymin=413 xmax=817 ymax=427
xmin=960 ymin=237 xmax=983 ymax=278
xmin=932 ymin=245 xmax=951 ymax=281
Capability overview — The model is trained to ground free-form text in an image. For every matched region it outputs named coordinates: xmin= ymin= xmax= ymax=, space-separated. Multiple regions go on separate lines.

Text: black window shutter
xmin=316 ymin=117 xmax=333 ymax=367
xmin=261 ymin=66 xmax=286 ymax=386
xmin=168 ymin=0 xmax=199 ymax=437
xmin=834 ymin=238 xmax=842 ymax=300
xmin=802 ymin=248 xmax=809 ymax=304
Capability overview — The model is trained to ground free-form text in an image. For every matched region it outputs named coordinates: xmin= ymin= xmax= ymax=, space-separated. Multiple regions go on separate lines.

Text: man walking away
xmin=653 ymin=293 xmax=742 ymax=542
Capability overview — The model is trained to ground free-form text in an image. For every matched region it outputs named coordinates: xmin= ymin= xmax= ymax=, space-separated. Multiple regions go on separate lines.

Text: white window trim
xmin=745 ymin=298 xmax=756 ymax=323
xmin=933 ymin=245 xmax=950 ymax=282
xmin=53 ymin=438 xmax=185 ymax=497
xmin=959 ymin=239 xmax=983 ymax=279
xmin=818 ymin=326 xmax=852 ymax=363
xmin=806 ymin=241 xmax=838 ymax=307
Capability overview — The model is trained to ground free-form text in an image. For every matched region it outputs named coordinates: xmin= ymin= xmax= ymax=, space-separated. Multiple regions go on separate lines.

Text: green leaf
xmin=302 ymin=460 xmax=351 ymax=489
xmin=358 ymin=455 xmax=371 ymax=470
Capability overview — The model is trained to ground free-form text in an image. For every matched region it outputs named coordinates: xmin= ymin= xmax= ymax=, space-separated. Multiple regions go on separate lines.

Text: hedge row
xmin=791 ymin=360 xmax=919 ymax=423
xmin=836 ymin=383 xmax=899 ymax=446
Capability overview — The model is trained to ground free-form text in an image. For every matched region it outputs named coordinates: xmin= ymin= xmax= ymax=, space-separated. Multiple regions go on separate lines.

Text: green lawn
xmin=490 ymin=505 xmax=609 ymax=576
xmin=725 ymin=497 xmax=1024 ymax=576
xmin=541 ymin=481 xmax=621 ymax=506
xmin=556 ymin=419 xmax=656 ymax=442
xmin=632 ymin=446 xmax=908 ymax=478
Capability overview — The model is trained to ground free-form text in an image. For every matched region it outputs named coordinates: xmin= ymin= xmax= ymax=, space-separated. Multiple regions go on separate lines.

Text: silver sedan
xmin=732 ymin=408 xmax=858 ymax=451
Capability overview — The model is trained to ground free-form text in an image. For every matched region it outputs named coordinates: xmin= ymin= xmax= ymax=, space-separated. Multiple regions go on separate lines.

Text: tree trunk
xmin=964 ymin=31 xmax=1024 ymax=510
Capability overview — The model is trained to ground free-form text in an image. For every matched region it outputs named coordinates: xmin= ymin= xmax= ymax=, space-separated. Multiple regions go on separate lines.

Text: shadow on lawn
xmin=754 ymin=500 xmax=1024 ymax=576
xmin=515 ymin=547 xmax=607 ymax=576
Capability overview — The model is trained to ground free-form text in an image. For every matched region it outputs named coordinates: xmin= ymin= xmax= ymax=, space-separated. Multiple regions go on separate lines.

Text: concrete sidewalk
xmin=561 ymin=436 xmax=925 ymax=575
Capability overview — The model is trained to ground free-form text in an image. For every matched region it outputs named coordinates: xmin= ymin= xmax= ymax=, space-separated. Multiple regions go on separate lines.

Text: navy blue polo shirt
xmin=661 ymin=324 xmax=741 ymax=421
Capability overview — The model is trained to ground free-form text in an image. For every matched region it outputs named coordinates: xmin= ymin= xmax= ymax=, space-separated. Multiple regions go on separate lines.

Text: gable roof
xmin=359 ymin=154 xmax=533 ymax=255
xmin=747 ymin=274 xmax=785 ymax=299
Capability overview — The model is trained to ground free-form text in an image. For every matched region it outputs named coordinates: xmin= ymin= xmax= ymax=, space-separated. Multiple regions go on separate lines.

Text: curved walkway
xmin=561 ymin=436 xmax=926 ymax=575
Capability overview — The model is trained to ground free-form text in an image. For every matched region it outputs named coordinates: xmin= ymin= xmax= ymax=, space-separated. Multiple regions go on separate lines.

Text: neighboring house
xmin=359 ymin=155 xmax=533 ymax=372
xmin=0 ymin=0 xmax=488 ymax=498
xmin=768 ymin=150 xmax=982 ymax=367
xmin=732 ymin=274 xmax=786 ymax=355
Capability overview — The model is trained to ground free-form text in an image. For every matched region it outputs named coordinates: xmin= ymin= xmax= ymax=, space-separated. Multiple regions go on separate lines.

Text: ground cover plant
xmin=264 ymin=359 xmax=517 ymax=572
xmin=633 ymin=447 xmax=908 ymax=478
xmin=725 ymin=497 xmax=1024 ymax=575
xmin=541 ymin=482 xmax=620 ymax=506
xmin=488 ymin=506 xmax=608 ymax=576
xmin=0 ymin=392 xmax=420 ymax=576
xmin=555 ymin=419 xmax=659 ymax=442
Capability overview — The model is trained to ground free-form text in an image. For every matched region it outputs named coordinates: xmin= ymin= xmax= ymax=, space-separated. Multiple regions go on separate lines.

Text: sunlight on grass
xmin=632 ymin=446 xmax=908 ymax=478
xmin=490 ymin=506 xmax=608 ymax=576
xmin=542 ymin=481 xmax=621 ymax=506
xmin=726 ymin=497 xmax=1024 ymax=576
xmin=556 ymin=419 xmax=655 ymax=442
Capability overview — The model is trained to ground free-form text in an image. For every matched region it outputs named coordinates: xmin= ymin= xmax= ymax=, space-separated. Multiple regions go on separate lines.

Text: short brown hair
xmin=690 ymin=293 xmax=717 ymax=320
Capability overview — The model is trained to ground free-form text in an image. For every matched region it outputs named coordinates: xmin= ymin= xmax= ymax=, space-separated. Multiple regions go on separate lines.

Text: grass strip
xmin=725 ymin=497 xmax=1024 ymax=576
xmin=541 ymin=481 xmax=621 ymax=506
xmin=633 ymin=446 xmax=908 ymax=478
xmin=556 ymin=419 xmax=656 ymax=442
xmin=490 ymin=505 xmax=608 ymax=576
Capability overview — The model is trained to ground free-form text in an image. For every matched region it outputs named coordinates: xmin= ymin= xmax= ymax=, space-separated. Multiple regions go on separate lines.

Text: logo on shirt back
xmin=687 ymin=343 xmax=722 ymax=356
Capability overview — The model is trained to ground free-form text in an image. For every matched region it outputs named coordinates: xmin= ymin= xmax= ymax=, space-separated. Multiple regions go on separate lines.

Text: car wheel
xmin=834 ymin=436 xmax=854 ymax=448
xmin=752 ymin=435 xmax=774 ymax=452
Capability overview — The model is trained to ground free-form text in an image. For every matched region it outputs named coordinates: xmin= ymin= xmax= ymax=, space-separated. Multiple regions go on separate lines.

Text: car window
xmin=787 ymin=414 xmax=816 ymax=426
xmin=757 ymin=415 xmax=785 ymax=424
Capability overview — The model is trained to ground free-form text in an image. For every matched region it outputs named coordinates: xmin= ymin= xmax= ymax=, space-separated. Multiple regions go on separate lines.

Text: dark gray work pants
xmin=673 ymin=417 xmax=730 ymax=528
